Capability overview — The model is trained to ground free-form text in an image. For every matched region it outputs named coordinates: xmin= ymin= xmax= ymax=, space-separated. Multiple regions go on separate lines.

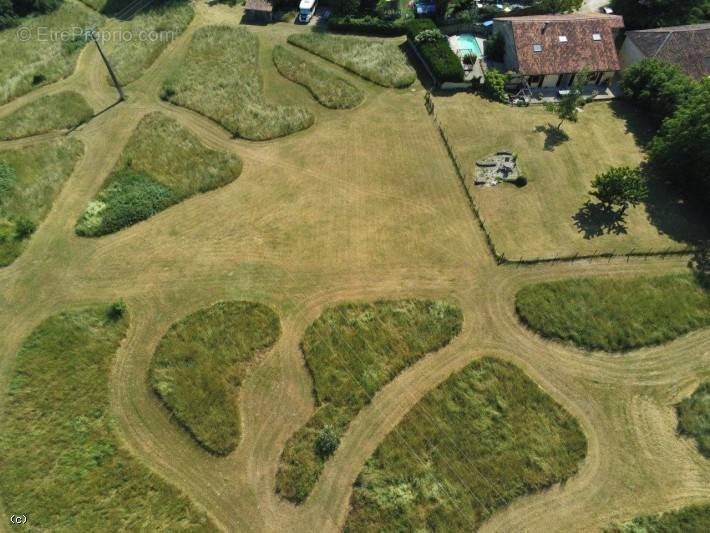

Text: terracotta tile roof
xmin=496 ymin=14 xmax=624 ymax=76
xmin=626 ymin=23 xmax=710 ymax=79
xmin=245 ymin=0 xmax=273 ymax=12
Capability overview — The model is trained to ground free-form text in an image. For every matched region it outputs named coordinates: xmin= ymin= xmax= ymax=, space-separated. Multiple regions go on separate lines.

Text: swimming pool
xmin=451 ymin=34 xmax=483 ymax=57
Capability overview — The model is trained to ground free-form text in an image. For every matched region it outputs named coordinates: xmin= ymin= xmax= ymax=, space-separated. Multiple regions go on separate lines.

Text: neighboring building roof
xmin=626 ymin=23 xmax=710 ymax=79
xmin=495 ymin=14 xmax=624 ymax=76
xmin=245 ymin=0 xmax=273 ymax=12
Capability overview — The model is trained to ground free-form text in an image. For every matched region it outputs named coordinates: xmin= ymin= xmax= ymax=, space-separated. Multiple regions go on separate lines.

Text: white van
xmin=299 ymin=0 xmax=317 ymax=23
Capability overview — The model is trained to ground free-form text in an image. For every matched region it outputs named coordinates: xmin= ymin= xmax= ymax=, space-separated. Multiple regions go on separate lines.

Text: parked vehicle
xmin=299 ymin=0 xmax=317 ymax=23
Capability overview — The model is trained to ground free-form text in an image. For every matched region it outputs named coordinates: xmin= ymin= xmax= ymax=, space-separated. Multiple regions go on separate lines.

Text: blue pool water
xmin=456 ymin=34 xmax=483 ymax=56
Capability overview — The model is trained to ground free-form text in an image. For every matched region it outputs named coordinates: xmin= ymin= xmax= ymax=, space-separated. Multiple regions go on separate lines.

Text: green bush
xmin=328 ymin=15 xmax=406 ymax=36
xmin=13 ymin=217 xmax=35 ymax=239
xmin=76 ymin=170 xmax=178 ymax=237
xmin=415 ymin=38 xmax=464 ymax=83
xmin=314 ymin=425 xmax=339 ymax=458
xmin=612 ymin=503 xmax=710 ymax=532
xmin=676 ymin=382 xmax=710 ymax=458
xmin=480 ymin=69 xmax=508 ymax=103
xmin=403 ymin=17 xmax=437 ymax=39
xmin=486 ymin=31 xmax=505 ymax=63
xmin=414 ymin=28 xmax=445 ymax=44
xmin=107 ymin=299 xmax=127 ymax=321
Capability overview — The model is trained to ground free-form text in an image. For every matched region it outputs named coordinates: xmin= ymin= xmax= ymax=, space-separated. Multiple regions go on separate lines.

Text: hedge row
xmin=328 ymin=15 xmax=406 ymax=36
xmin=405 ymin=19 xmax=464 ymax=83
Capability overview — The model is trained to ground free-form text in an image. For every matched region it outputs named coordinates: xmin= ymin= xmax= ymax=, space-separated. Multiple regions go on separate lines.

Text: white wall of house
xmin=619 ymin=37 xmax=647 ymax=70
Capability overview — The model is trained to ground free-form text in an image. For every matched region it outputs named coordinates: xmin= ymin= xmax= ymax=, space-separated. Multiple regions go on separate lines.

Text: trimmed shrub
xmin=403 ymin=19 xmax=463 ymax=83
xmin=480 ymin=69 xmax=508 ymax=103
xmin=328 ymin=15 xmax=406 ymax=36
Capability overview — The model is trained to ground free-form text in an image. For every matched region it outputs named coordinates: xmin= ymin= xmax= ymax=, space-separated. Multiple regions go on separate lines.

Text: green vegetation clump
xmin=287 ymin=33 xmax=416 ymax=89
xmin=405 ymin=19 xmax=464 ymax=83
xmin=276 ymin=299 xmax=463 ymax=503
xmin=107 ymin=0 xmax=194 ymax=85
xmin=0 ymin=137 xmax=83 ymax=266
xmin=0 ymin=306 xmax=214 ymax=531
xmin=0 ymin=3 xmax=102 ymax=104
xmin=0 ymin=91 xmax=93 ymax=140
xmin=162 ymin=26 xmax=313 ymax=140
xmin=76 ymin=112 xmax=242 ymax=236
xmin=345 ymin=357 xmax=587 ymax=531
xmin=150 ymin=301 xmax=281 ymax=455
xmin=272 ymin=45 xmax=364 ymax=109
xmin=611 ymin=503 xmax=710 ymax=532
xmin=676 ymin=382 xmax=710 ymax=458
xmin=516 ymin=274 xmax=710 ymax=352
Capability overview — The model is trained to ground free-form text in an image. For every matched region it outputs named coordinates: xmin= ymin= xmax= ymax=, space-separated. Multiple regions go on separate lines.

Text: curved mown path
xmin=0 ymin=3 xmax=708 ymax=532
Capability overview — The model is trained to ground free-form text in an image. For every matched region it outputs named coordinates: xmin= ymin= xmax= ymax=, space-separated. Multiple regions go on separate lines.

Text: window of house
xmin=559 ymin=35 xmax=568 ymax=42
xmin=533 ymin=44 xmax=543 ymax=52
xmin=529 ymin=75 xmax=542 ymax=85
xmin=592 ymin=33 xmax=602 ymax=41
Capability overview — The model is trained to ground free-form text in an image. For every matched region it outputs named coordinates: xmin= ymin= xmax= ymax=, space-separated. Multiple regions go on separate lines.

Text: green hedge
xmin=404 ymin=19 xmax=463 ymax=83
xmin=328 ymin=15 xmax=406 ymax=36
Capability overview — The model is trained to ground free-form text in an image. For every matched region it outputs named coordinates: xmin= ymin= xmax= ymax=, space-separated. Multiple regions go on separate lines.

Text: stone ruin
xmin=474 ymin=151 xmax=518 ymax=187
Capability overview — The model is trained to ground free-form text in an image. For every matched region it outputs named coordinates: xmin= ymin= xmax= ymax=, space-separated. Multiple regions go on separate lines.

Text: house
xmin=620 ymin=23 xmax=710 ymax=79
xmin=492 ymin=14 xmax=625 ymax=90
xmin=245 ymin=0 xmax=273 ymax=23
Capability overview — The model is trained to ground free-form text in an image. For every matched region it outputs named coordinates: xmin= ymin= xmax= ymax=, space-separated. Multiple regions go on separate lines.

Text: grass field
xmin=345 ymin=357 xmax=587 ymax=531
xmin=0 ymin=91 xmax=93 ymax=140
xmin=150 ymin=301 xmax=281 ymax=455
xmin=610 ymin=503 xmax=710 ymax=532
xmin=276 ymin=299 xmax=463 ymax=503
xmin=287 ymin=33 xmax=416 ymax=89
xmin=516 ymin=274 xmax=710 ymax=352
xmin=677 ymin=383 xmax=710 ymax=458
xmin=273 ymin=45 xmax=364 ymax=110
xmin=0 ymin=305 xmax=214 ymax=531
xmin=76 ymin=112 xmax=242 ymax=236
xmin=162 ymin=25 xmax=313 ymax=140
xmin=432 ymin=93 xmax=708 ymax=259
xmin=107 ymin=0 xmax=194 ymax=85
xmin=0 ymin=3 xmax=103 ymax=105
xmin=0 ymin=137 xmax=83 ymax=266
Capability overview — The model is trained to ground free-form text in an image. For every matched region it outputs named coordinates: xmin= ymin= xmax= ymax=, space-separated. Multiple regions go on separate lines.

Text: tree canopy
xmin=590 ymin=166 xmax=648 ymax=214
xmin=620 ymin=59 xmax=695 ymax=122
xmin=649 ymin=78 xmax=710 ymax=210
xmin=611 ymin=0 xmax=710 ymax=30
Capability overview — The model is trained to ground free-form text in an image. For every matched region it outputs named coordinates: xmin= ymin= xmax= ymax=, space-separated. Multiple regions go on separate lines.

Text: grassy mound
xmin=272 ymin=45 xmax=364 ymax=109
xmin=276 ymin=299 xmax=463 ymax=503
xmin=150 ymin=301 xmax=281 ymax=455
xmin=515 ymin=274 xmax=710 ymax=352
xmin=107 ymin=0 xmax=194 ymax=85
xmin=0 ymin=137 xmax=84 ymax=266
xmin=0 ymin=91 xmax=93 ymax=140
xmin=162 ymin=26 xmax=313 ymax=140
xmin=0 ymin=3 xmax=103 ymax=105
xmin=677 ymin=383 xmax=710 ymax=458
xmin=611 ymin=503 xmax=710 ymax=532
xmin=76 ymin=112 xmax=242 ymax=236
xmin=345 ymin=357 xmax=587 ymax=531
xmin=287 ymin=33 xmax=415 ymax=89
xmin=0 ymin=305 xmax=214 ymax=531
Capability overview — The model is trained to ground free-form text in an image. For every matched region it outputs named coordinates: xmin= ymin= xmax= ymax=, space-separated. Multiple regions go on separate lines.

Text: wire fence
xmin=424 ymin=91 xmax=700 ymax=266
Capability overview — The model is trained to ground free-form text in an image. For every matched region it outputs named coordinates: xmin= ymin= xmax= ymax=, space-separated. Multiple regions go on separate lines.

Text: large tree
xmin=611 ymin=0 xmax=709 ymax=30
xmin=649 ymin=78 xmax=710 ymax=211
xmin=545 ymin=70 xmax=591 ymax=131
xmin=620 ymin=59 xmax=695 ymax=121
xmin=589 ymin=166 xmax=648 ymax=215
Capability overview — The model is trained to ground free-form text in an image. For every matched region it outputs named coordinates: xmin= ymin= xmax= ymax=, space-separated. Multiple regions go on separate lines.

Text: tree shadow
xmin=535 ymin=124 xmax=569 ymax=151
xmin=572 ymin=201 xmax=629 ymax=239
xmin=609 ymin=100 xmax=657 ymax=149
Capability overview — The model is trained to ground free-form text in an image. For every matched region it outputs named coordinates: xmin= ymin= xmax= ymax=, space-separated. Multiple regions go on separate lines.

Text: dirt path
xmin=0 ymin=3 xmax=708 ymax=532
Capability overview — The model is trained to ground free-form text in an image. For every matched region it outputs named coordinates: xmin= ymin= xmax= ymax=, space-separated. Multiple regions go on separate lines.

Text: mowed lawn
xmin=433 ymin=93 xmax=708 ymax=259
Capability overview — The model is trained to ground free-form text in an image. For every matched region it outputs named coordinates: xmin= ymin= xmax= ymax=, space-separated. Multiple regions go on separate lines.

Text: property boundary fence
xmin=423 ymin=92 xmax=700 ymax=266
